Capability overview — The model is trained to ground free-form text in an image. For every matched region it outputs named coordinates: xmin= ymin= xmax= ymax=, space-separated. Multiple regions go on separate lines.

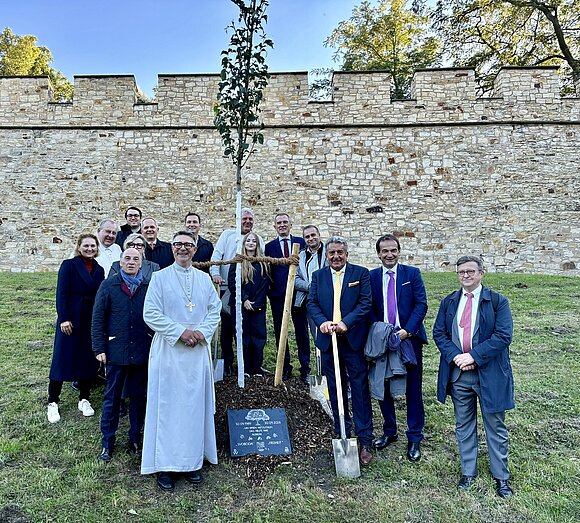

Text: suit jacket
xmin=307 ymin=263 xmax=371 ymax=352
xmin=145 ymin=239 xmax=173 ymax=269
xmin=264 ymin=235 xmax=306 ymax=299
xmin=369 ymin=264 xmax=428 ymax=345
xmin=116 ymin=223 xmax=140 ymax=248
xmin=433 ymin=285 xmax=515 ymax=413
xmin=193 ymin=235 xmax=214 ymax=273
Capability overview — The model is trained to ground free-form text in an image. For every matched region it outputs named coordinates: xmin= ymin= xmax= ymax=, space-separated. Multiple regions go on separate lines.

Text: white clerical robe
xmin=141 ymin=263 xmax=222 ymax=474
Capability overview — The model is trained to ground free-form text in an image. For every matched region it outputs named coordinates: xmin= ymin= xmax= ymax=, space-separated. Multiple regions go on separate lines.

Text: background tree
xmin=324 ymin=0 xmax=442 ymax=98
xmin=432 ymin=0 xmax=580 ymax=94
xmin=0 ymin=28 xmax=74 ymax=101
xmin=214 ymin=0 xmax=272 ymax=386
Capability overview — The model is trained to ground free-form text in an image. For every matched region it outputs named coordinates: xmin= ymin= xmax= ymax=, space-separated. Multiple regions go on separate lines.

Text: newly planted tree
xmin=214 ymin=0 xmax=273 ymax=386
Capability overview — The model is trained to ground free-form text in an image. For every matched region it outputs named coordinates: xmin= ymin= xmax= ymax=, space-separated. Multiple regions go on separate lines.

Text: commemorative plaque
xmin=227 ymin=408 xmax=292 ymax=457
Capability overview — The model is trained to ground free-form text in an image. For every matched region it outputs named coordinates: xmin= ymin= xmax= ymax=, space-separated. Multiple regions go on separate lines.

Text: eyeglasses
xmin=172 ymin=242 xmax=195 ymax=249
xmin=128 ymin=242 xmax=145 ymax=249
xmin=457 ymin=270 xmax=477 ymax=277
xmin=126 ymin=213 xmax=140 ymax=218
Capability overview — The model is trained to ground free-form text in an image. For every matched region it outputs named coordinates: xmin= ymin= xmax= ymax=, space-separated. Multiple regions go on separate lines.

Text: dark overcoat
xmin=433 ymin=286 xmax=515 ymax=413
xmin=49 ymin=256 xmax=104 ymax=381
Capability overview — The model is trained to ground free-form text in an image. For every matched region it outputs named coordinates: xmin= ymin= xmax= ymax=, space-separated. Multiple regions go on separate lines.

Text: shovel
xmin=213 ymin=325 xmax=224 ymax=382
xmin=309 ymin=348 xmax=332 ymax=418
xmin=331 ymin=332 xmax=360 ymax=479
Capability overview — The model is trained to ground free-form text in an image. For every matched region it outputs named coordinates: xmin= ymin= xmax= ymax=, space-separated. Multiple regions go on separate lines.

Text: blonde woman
xmin=227 ymin=232 xmax=270 ymax=376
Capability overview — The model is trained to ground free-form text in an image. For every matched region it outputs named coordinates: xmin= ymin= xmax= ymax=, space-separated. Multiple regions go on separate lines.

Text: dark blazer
xmin=193 ymin=235 xmax=214 ymax=273
xmin=108 ymin=259 xmax=160 ymax=282
xmin=369 ymin=264 xmax=428 ymax=344
xmin=145 ymin=239 xmax=173 ymax=269
xmin=433 ymin=286 xmax=514 ymax=413
xmin=227 ymin=262 xmax=270 ymax=312
xmin=49 ymin=256 xmax=104 ymax=381
xmin=92 ymin=274 xmax=153 ymax=366
xmin=264 ymin=235 xmax=306 ymax=299
xmin=307 ymin=263 xmax=372 ymax=352
xmin=116 ymin=223 xmax=140 ymax=248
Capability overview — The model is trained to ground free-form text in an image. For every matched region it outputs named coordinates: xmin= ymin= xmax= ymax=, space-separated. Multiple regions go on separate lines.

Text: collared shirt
xmin=278 ymin=236 xmax=291 ymax=256
xmin=95 ymin=242 xmax=122 ymax=277
xmin=456 ymin=284 xmax=482 ymax=347
xmin=382 ymin=264 xmax=400 ymax=327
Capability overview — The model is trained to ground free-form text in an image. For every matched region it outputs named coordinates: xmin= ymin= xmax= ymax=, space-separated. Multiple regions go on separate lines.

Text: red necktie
xmin=459 ymin=292 xmax=474 ymax=352
xmin=283 ymin=238 xmax=289 ymax=257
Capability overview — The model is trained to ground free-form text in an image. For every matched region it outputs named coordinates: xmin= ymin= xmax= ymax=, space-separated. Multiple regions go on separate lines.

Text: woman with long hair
xmin=228 ymin=232 xmax=270 ymax=376
xmin=47 ymin=233 xmax=105 ymax=423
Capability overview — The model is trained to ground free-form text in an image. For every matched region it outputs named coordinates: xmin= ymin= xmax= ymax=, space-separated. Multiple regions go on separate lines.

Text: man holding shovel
xmin=307 ymin=236 xmax=374 ymax=466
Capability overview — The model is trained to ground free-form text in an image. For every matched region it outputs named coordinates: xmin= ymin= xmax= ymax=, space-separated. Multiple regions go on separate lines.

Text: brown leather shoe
xmin=359 ymin=445 xmax=373 ymax=466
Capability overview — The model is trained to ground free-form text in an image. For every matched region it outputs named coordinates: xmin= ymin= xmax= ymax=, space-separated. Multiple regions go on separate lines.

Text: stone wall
xmin=0 ymin=67 xmax=578 ymax=274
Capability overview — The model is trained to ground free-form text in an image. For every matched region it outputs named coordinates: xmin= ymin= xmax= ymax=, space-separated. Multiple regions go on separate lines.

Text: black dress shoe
xmin=97 ymin=447 xmax=112 ymax=464
xmin=157 ymin=472 xmax=175 ymax=491
xmin=406 ymin=441 xmax=421 ymax=462
xmin=458 ymin=475 xmax=476 ymax=490
xmin=184 ymin=469 xmax=203 ymax=484
xmin=495 ymin=478 xmax=513 ymax=498
xmin=374 ymin=434 xmax=398 ymax=449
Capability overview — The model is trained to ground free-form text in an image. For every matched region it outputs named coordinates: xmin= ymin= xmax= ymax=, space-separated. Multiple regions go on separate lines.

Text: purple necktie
xmin=283 ymin=239 xmax=289 ymax=257
xmin=459 ymin=292 xmax=474 ymax=352
xmin=386 ymin=270 xmax=396 ymax=326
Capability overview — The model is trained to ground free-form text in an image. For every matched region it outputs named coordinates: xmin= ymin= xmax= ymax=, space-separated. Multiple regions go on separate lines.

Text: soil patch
xmin=215 ymin=376 xmax=334 ymax=485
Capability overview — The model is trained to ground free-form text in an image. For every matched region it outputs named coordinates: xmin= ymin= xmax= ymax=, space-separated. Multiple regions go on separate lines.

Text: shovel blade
xmin=332 ymin=437 xmax=361 ymax=479
xmin=309 ymin=375 xmax=332 ymax=418
xmin=214 ymin=359 xmax=224 ymax=382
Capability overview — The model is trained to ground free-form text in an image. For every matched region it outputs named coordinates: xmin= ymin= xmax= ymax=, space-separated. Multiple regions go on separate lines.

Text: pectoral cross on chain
xmin=186 ymin=301 xmax=194 ymax=312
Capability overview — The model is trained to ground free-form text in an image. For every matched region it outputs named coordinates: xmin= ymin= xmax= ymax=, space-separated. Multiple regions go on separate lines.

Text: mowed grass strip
xmin=0 ymin=272 xmax=579 ymax=523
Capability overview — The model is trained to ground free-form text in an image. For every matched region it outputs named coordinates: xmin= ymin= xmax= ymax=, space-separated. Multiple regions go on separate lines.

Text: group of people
xmin=46 ymin=207 xmax=515 ymax=498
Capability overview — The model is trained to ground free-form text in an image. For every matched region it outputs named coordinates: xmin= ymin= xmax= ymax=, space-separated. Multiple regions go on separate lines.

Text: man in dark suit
xmin=142 ymin=218 xmax=173 ymax=269
xmin=184 ymin=212 xmax=214 ymax=273
xmin=307 ymin=236 xmax=374 ymax=466
xmin=433 ymin=256 xmax=514 ymax=498
xmin=369 ymin=234 xmax=428 ymax=462
xmin=264 ymin=213 xmax=309 ymax=382
xmin=116 ymin=206 xmax=142 ymax=248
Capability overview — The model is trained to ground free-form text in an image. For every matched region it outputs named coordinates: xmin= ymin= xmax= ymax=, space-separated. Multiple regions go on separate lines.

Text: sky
xmin=2 ymin=0 xmax=359 ymax=97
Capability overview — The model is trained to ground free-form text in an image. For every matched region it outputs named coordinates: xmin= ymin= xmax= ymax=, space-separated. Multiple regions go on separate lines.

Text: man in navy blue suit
xmin=369 ymin=234 xmax=428 ymax=462
xmin=142 ymin=218 xmax=174 ymax=269
xmin=307 ymin=236 xmax=374 ymax=466
xmin=184 ymin=212 xmax=214 ymax=273
xmin=433 ymin=256 xmax=514 ymax=498
xmin=264 ymin=213 xmax=309 ymax=382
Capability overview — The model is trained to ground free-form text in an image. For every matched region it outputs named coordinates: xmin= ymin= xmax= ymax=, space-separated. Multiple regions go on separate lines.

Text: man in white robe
xmin=141 ymin=231 xmax=221 ymax=491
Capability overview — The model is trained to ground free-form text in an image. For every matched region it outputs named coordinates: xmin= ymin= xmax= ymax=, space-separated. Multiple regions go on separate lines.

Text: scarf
xmin=120 ymin=269 xmax=143 ymax=294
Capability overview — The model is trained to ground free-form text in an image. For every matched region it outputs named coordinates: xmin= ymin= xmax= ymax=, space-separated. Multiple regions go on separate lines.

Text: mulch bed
xmin=215 ymin=375 xmax=334 ymax=485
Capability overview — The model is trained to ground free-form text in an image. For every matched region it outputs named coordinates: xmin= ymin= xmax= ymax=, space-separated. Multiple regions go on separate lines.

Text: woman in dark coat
xmin=228 ymin=232 xmax=270 ymax=376
xmin=47 ymin=233 xmax=105 ymax=423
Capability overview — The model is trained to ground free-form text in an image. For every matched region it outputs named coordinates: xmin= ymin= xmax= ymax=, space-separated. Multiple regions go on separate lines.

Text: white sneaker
xmin=47 ymin=402 xmax=60 ymax=423
xmin=78 ymin=399 xmax=95 ymax=417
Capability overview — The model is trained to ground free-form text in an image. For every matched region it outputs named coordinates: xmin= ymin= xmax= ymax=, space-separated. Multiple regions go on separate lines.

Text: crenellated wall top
xmin=0 ymin=67 xmax=578 ymax=128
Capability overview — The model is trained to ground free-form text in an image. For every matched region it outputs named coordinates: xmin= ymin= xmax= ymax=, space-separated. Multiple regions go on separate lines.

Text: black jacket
xmin=91 ymin=274 xmax=153 ymax=366
xmin=145 ymin=239 xmax=174 ymax=269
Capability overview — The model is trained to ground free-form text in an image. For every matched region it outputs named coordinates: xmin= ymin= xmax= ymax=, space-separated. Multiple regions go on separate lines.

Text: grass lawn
xmin=0 ymin=271 xmax=579 ymax=522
